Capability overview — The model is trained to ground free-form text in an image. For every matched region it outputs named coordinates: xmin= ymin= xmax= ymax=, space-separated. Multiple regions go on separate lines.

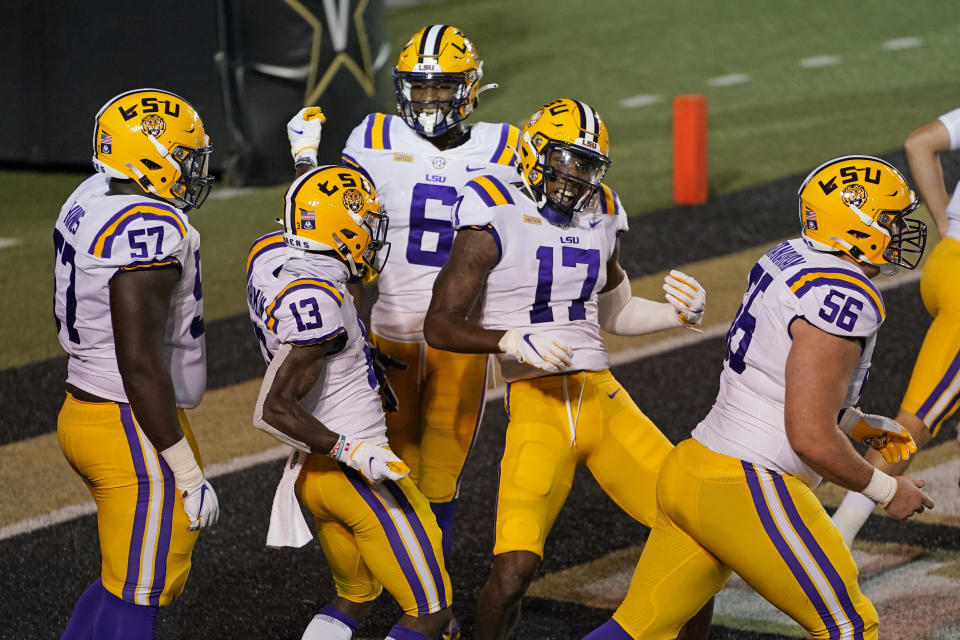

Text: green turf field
xmin=2 ymin=0 xmax=958 ymax=368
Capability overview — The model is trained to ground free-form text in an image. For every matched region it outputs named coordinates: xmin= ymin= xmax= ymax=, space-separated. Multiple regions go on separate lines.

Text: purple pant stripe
xmin=770 ymin=473 xmax=865 ymax=638
xmin=741 ymin=462 xmax=840 ymax=640
xmin=148 ymin=455 xmax=176 ymax=606
xmin=341 ymin=466 xmax=430 ymax=615
xmin=119 ymin=405 xmax=149 ymax=603
xmin=917 ymin=350 xmax=960 ymax=420
xmin=381 ymin=480 xmax=449 ymax=611
xmin=930 ymin=391 xmax=960 ymax=433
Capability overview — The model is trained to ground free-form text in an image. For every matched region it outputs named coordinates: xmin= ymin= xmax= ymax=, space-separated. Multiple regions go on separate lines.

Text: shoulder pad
xmin=487 ymin=123 xmax=521 ymax=166
xmin=246 ymin=231 xmax=286 ymax=281
xmin=787 ymin=267 xmax=884 ymax=336
xmin=87 ymin=202 xmax=188 ymax=268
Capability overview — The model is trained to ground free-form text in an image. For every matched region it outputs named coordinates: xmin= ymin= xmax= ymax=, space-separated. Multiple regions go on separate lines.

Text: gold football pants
xmin=612 ymin=439 xmax=877 ymax=639
xmin=494 ymin=369 xmax=673 ymax=558
xmin=371 ymin=334 xmax=487 ymax=503
xmin=56 ymin=393 xmax=202 ymax=606
xmin=296 ymin=453 xmax=452 ymax=617
xmin=902 ymin=236 xmax=960 ymax=436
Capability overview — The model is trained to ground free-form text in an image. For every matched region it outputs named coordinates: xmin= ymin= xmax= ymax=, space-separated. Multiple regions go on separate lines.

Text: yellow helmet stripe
xmin=264 ymin=279 xmax=343 ymax=332
xmin=787 ymin=269 xmax=885 ymax=320
xmin=89 ymin=204 xmax=187 ymax=258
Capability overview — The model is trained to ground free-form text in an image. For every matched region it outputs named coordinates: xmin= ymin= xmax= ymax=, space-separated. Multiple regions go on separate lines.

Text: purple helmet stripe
xmin=342 ymin=466 xmax=431 ymax=615
xmin=741 ymin=461 xmax=841 ymax=638
xmin=119 ymin=404 xmax=150 ymax=603
xmin=341 ymin=153 xmax=374 ymax=183
xmin=770 ymin=472 xmax=866 ymax=638
xmin=381 ymin=481 xmax=450 ymax=610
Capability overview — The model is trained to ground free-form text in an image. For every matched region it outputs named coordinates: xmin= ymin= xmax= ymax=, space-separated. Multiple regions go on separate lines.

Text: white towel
xmin=266 ymin=448 xmax=313 ymax=548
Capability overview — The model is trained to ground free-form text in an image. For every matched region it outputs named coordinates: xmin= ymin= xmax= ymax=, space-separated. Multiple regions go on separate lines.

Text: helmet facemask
xmin=877 ymin=203 xmax=926 ymax=272
xmin=394 ymin=70 xmax=477 ymax=137
xmin=528 ymin=142 xmax=609 ymax=225
xmin=170 ymin=143 xmax=214 ymax=209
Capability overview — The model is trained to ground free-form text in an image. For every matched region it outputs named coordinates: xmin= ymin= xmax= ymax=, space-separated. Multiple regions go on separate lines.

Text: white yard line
xmin=0 ymin=238 xmax=21 ymax=250
xmin=707 ymin=73 xmax=751 ymax=87
xmin=617 ymin=95 xmax=663 ymax=109
xmin=800 ymin=55 xmax=841 ymax=69
xmin=882 ymin=37 xmax=922 ymax=51
xmin=1 ymin=269 xmax=923 ymax=541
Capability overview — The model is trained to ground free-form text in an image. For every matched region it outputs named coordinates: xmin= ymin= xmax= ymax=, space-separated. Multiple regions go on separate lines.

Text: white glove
xmin=287 ymin=106 xmax=326 ymax=167
xmin=838 ymin=407 xmax=918 ymax=464
xmin=498 ymin=329 xmax=573 ymax=373
xmin=663 ymin=270 xmax=706 ymax=327
xmin=181 ymin=479 xmax=220 ymax=531
xmin=329 ymin=435 xmax=410 ymax=484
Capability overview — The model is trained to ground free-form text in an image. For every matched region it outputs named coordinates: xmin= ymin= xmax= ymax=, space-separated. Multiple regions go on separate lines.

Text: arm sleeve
xmin=938 ymin=107 xmax=960 ymax=151
xmin=793 ymin=279 xmax=882 ymax=339
xmin=270 ymin=281 xmax=348 ymax=346
xmin=88 ymin=203 xmax=191 ymax=274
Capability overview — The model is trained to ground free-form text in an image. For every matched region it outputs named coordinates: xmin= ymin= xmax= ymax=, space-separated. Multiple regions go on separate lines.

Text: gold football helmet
xmin=518 ymin=98 xmax=611 ymax=225
xmin=92 ymin=88 xmax=213 ymax=209
xmin=799 ymin=155 xmax=925 ymax=274
xmin=393 ymin=25 xmax=495 ymax=137
xmin=283 ymin=166 xmax=390 ymax=283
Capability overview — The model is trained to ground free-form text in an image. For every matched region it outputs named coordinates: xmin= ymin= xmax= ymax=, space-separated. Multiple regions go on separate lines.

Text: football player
xmin=423 ymin=98 xmax=712 ymax=639
xmin=55 ymin=89 xmax=219 ymax=640
xmin=584 ymin=156 xmax=933 ymax=640
xmin=832 ymin=113 xmax=958 ymax=546
xmin=247 ymin=165 xmax=453 ymax=640
xmin=332 ymin=25 xmax=519 ymax=638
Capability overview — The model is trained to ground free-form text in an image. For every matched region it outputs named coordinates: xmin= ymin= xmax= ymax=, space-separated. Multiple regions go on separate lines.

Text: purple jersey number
xmin=724 ymin=262 xmax=773 ymax=374
xmin=530 ymin=245 xmax=601 ymax=324
xmin=406 ymin=183 xmax=459 ymax=267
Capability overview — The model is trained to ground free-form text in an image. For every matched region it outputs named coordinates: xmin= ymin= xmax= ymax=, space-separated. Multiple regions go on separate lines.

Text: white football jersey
xmin=692 ymin=239 xmax=884 ymax=487
xmin=937 ymin=106 xmax=960 ymax=241
xmin=342 ymin=113 xmax=521 ymax=341
xmin=453 ymin=176 xmax=629 ymax=381
xmin=246 ymin=238 xmax=385 ymax=440
xmin=53 ymin=174 xmax=206 ymax=407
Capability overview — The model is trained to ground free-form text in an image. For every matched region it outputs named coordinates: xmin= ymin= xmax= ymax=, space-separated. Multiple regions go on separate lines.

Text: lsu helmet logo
xmin=841 ymin=183 xmax=868 ymax=208
xmin=140 ymin=114 xmax=166 ymax=138
xmin=342 ymin=188 xmax=365 ymax=213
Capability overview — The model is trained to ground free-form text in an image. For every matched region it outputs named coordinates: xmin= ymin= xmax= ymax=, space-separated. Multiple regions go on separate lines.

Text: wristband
xmin=159 ymin=437 xmax=204 ymax=491
xmin=861 ymin=468 xmax=898 ymax=507
xmin=328 ymin=434 xmax=348 ymax=461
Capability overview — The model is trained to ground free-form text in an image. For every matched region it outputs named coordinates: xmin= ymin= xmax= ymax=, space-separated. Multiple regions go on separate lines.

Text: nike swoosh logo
xmin=465 ymin=165 xmax=485 ymax=172
xmin=608 ymin=388 xmax=620 ymax=399
xmin=589 ymin=219 xmax=602 ymax=228
xmin=290 ymin=128 xmax=304 ymax=135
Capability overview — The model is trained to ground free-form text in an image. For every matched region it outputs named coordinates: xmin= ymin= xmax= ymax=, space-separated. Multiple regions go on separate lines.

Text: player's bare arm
xmin=904 ymin=118 xmax=951 ymax=235
xmin=261 ymin=336 xmax=347 ymax=453
xmin=785 ymin=318 xmax=933 ymax=521
xmin=110 ymin=266 xmax=184 ymax=450
xmin=423 ymin=227 xmax=502 ymax=353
